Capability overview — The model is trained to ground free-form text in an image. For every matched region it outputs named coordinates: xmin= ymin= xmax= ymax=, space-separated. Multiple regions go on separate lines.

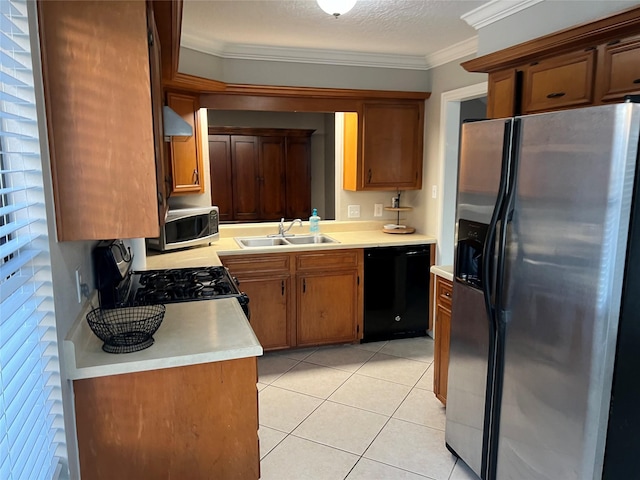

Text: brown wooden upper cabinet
xmin=38 ymin=0 xmax=159 ymax=241
xmin=522 ymin=49 xmax=596 ymax=114
xmin=209 ymin=128 xmax=313 ymax=222
xmin=344 ymin=101 xmax=424 ymax=191
xmin=167 ymin=92 xmax=204 ymax=195
xmin=487 ymin=69 xmax=519 ymax=119
xmin=464 ymin=7 xmax=640 ymax=118
xmin=596 ymin=35 xmax=640 ymax=103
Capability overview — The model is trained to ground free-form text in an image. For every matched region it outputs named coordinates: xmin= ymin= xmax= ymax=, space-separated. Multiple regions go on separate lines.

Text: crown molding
xmin=182 ymin=31 xmax=478 ymax=72
xmin=424 ymin=36 xmax=478 ymax=69
xmin=182 ymin=32 xmax=430 ymax=70
xmin=462 ymin=0 xmax=544 ymax=30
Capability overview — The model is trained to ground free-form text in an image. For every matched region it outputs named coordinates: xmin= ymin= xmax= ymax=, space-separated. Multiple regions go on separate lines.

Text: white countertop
xmin=146 ymin=225 xmax=436 ymax=270
xmin=430 ymin=264 xmax=453 ymax=281
xmin=63 ymin=297 xmax=262 ymax=380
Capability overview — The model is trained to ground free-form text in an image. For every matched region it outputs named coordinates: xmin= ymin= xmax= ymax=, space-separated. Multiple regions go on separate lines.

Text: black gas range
xmin=93 ymin=240 xmax=249 ymax=317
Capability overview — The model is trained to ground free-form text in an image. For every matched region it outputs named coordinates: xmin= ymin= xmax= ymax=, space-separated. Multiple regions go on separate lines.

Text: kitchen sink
xmin=236 ymin=237 xmax=290 ymax=248
xmin=284 ymin=235 xmax=338 ymax=245
xmin=235 ymin=234 xmax=339 ymax=248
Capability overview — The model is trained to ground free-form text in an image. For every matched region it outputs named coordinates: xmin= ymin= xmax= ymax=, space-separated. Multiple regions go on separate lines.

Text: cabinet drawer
xmin=523 ymin=50 xmax=595 ymax=113
xmin=296 ymin=250 xmax=360 ymax=271
xmin=436 ymin=277 xmax=452 ymax=309
xmin=598 ymin=37 xmax=640 ymax=102
xmin=221 ymin=254 xmax=290 ymax=274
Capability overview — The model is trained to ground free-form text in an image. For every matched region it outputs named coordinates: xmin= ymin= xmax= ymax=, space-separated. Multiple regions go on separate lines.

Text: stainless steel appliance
xmin=446 ymin=102 xmax=640 ymax=480
xmin=362 ymin=245 xmax=432 ymax=342
xmin=93 ymin=240 xmax=249 ymax=316
xmin=147 ymin=206 xmax=219 ymax=251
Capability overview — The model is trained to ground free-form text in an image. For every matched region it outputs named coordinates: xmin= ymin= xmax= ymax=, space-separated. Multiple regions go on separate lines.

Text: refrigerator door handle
xmin=482 ymin=120 xmax=513 ymax=323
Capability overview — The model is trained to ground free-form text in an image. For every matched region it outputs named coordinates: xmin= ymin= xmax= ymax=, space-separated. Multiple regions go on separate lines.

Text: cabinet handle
xmin=367 ymin=169 xmax=372 ymax=183
xmin=633 ymin=79 xmax=640 ymax=84
xmin=444 ymin=291 xmax=451 ymax=297
xmin=546 ymin=92 xmax=566 ymax=99
xmin=281 ymin=280 xmax=285 ymax=296
xmin=303 ymin=278 xmax=306 ymax=293
xmin=607 ymin=39 xmax=621 ymax=46
xmin=193 ymin=169 xmax=199 ymax=184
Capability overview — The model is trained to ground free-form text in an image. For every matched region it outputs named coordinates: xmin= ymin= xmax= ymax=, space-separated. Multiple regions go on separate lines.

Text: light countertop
xmin=146 ymin=222 xmax=436 ymax=270
xmin=63 ymin=297 xmax=262 ymax=380
xmin=431 ymin=264 xmax=453 ymax=281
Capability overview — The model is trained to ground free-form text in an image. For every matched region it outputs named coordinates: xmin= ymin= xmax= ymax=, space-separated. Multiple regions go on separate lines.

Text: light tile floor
xmin=257 ymin=336 xmax=481 ymax=480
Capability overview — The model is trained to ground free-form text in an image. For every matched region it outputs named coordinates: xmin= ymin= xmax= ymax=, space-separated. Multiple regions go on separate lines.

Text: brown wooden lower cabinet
xmin=433 ymin=276 xmax=452 ymax=405
xmin=74 ymin=357 xmax=259 ymax=480
xmin=221 ymin=249 xmax=363 ymax=351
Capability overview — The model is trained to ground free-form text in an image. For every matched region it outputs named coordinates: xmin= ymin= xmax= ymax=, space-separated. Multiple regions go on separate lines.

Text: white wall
xmin=414 ymin=55 xmax=487 ymax=246
xmin=477 ymin=1 xmax=640 ymax=55
xmin=179 ymin=46 xmax=430 ymax=91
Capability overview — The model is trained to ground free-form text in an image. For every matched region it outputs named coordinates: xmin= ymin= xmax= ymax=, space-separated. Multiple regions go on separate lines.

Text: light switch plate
xmin=432 ymin=185 xmax=438 ymax=199
xmin=374 ymin=204 xmax=383 ymax=217
xmin=347 ymin=204 xmax=361 ymax=218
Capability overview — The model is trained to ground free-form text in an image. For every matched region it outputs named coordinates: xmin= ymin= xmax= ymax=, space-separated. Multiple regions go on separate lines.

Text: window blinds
xmin=0 ymin=0 xmax=65 ymax=479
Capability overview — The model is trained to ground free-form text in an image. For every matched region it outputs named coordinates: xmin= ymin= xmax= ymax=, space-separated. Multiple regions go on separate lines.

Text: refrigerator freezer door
xmin=448 ymin=118 xmax=511 ymax=478
xmin=446 ymin=282 xmax=491 ymax=477
xmin=456 ymin=119 xmax=511 ymax=225
xmin=496 ymin=104 xmax=640 ymax=480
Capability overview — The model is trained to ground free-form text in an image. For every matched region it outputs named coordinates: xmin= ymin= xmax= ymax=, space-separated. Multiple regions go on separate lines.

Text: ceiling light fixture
xmin=316 ymin=0 xmax=357 ymax=18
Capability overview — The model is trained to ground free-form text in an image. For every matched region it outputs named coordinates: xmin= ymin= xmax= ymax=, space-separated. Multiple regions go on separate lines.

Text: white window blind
xmin=0 ymin=0 xmax=66 ymax=479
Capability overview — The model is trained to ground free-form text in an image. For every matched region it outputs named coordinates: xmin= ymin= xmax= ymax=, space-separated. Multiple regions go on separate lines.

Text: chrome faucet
xmin=278 ymin=217 xmax=303 ymax=237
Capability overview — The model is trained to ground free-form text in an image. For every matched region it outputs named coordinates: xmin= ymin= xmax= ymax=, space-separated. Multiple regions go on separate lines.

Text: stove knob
xmin=394 ymin=315 xmax=401 ymax=322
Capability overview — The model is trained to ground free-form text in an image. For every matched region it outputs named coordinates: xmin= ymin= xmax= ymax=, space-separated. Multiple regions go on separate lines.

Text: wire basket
xmin=86 ymin=304 xmax=166 ymax=354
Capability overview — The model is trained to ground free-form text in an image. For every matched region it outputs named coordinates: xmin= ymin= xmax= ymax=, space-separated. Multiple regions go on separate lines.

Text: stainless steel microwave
xmin=147 ymin=206 xmax=219 ymax=251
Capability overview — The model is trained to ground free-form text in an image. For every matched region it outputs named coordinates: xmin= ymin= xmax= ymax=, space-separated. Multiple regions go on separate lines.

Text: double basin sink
xmin=235 ymin=234 xmax=339 ymax=249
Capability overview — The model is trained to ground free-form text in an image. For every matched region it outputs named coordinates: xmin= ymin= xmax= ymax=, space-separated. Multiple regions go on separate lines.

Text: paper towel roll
xmin=126 ymin=238 xmax=147 ymax=270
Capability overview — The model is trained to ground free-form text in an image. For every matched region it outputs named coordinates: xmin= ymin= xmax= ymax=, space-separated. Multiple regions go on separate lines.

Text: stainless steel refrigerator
xmin=446 ymin=101 xmax=640 ymax=480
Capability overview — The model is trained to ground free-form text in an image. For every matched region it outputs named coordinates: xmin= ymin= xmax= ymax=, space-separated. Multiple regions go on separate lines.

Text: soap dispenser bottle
xmin=309 ymin=208 xmax=320 ymax=235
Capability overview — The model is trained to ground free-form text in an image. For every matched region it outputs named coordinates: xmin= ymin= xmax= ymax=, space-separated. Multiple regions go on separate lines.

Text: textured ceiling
xmin=181 ymin=0 xmax=489 ymax=65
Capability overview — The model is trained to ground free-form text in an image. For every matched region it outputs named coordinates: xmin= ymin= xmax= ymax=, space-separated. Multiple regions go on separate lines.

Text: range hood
xmin=163 ymin=105 xmax=192 ymax=139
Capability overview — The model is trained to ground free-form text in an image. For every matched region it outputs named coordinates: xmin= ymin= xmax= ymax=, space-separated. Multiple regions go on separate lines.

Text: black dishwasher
xmin=363 ymin=245 xmax=432 ymax=343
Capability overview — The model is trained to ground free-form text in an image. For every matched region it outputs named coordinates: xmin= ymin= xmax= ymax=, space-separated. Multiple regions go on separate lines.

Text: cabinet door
xmin=38 ymin=1 xmax=158 ymax=240
xmin=231 ymin=136 xmax=260 ymax=221
xmin=167 ymin=92 xmax=204 ymax=194
xmin=235 ymin=274 xmax=291 ymax=351
xmin=297 ymin=271 xmax=358 ymax=346
xmin=487 ymin=69 xmax=519 ymax=118
xmin=360 ymin=102 xmax=423 ymax=190
xmin=434 ymin=303 xmax=451 ymax=405
xmin=522 ymin=49 xmax=595 ymax=113
xmin=285 ymin=135 xmax=312 ymax=219
xmin=596 ymin=36 xmax=640 ymax=103
xmin=259 ymin=136 xmax=286 ymax=220
xmin=208 ymin=135 xmax=234 ymax=221
xmin=433 ymin=276 xmax=452 ymax=405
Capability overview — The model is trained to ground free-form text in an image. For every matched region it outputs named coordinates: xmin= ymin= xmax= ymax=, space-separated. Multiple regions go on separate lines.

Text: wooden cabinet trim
xmin=209 ymin=127 xmax=316 ymax=137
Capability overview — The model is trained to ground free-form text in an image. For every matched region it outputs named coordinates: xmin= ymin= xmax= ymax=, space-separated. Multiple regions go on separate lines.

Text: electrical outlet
xmin=347 ymin=204 xmax=360 ymax=218
xmin=374 ymin=203 xmax=383 ymax=217
xmin=75 ymin=268 xmax=82 ymax=304
xmin=432 ymin=185 xmax=438 ymax=199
